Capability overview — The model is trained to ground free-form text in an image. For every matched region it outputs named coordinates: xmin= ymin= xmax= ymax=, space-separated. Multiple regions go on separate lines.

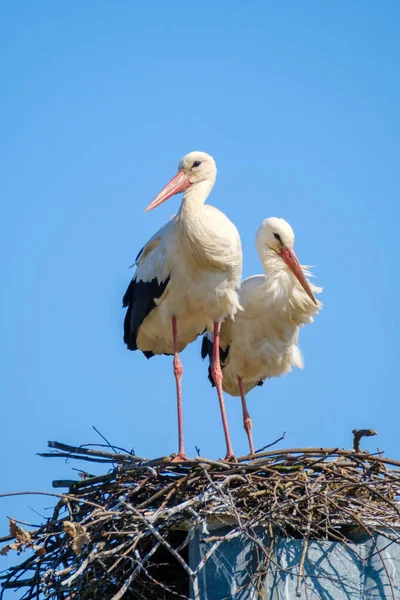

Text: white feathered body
xmin=133 ymin=200 xmax=242 ymax=355
xmin=218 ymin=254 xmax=322 ymax=396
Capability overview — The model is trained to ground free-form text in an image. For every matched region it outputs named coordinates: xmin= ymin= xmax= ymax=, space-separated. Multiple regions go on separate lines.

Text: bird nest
xmin=2 ymin=439 xmax=400 ymax=599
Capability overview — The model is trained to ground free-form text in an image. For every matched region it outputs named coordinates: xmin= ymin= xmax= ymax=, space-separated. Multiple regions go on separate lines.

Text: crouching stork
xmin=202 ymin=217 xmax=322 ymax=456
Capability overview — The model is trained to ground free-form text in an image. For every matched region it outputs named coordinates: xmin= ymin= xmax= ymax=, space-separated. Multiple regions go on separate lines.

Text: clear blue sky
xmin=1 ymin=0 xmax=399 ymax=579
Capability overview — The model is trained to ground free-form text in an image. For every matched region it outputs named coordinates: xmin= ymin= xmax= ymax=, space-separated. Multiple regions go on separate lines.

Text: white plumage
xmin=123 ymin=151 xmax=242 ymax=460
xmin=132 ymin=204 xmax=242 ymax=355
xmin=202 ymin=217 xmax=322 ymax=455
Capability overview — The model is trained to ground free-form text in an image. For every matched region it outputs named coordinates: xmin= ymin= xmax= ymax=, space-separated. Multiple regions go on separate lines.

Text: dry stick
xmin=296 ymin=497 xmax=314 ymax=597
xmin=91 ymin=425 xmax=121 ymax=456
xmin=107 ymin=537 xmax=145 ymax=575
xmin=303 ymin=449 xmax=340 ymax=469
xmin=53 ymin=473 xmax=115 ymax=489
xmin=121 ymin=502 xmax=194 ymax=579
xmin=175 ymin=514 xmax=200 ymax=553
xmin=46 ymin=441 xmax=144 ymax=462
xmin=311 ymin=520 xmax=365 ymax=562
xmin=61 ymin=547 xmax=97 ymax=588
xmin=94 ymin=540 xmax=133 ymax=560
xmin=122 ymin=475 xmax=153 ymax=503
xmin=243 ymin=523 xmax=286 ymax=579
xmin=264 ymin=522 xmax=276 ymax=577
xmin=109 ymin=542 xmax=161 ymax=600
xmin=199 ymin=466 xmax=245 ymax=527
xmin=145 ymin=492 xmax=206 ymax=524
xmin=251 ymin=521 xmax=276 ymax=595
xmin=84 ymin=441 xmax=135 ymax=454
xmin=140 ymin=517 xmax=194 ymax=578
xmin=159 ymin=477 xmax=189 ymax=511
xmin=192 ymin=529 xmax=243 ymax=578
xmin=329 ymin=498 xmax=396 ymax=600
xmin=54 ymin=565 xmax=75 ymax=578
xmin=0 ymin=491 xmax=108 ymax=512
xmin=133 ymin=550 xmax=190 ymax=600
xmin=136 ymin=477 xmax=186 ymax=510
xmin=253 ymin=432 xmax=286 ymax=455
xmin=39 ymin=453 xmax=116 ymax=465
xmin=0 ymin=578 xmax=38 ymax=590
xmin=195 ymin=456 xmax=232 ymax=469
xmin=342 ymin=479 xmax=400 ymax=518
xmin=237 ymin=447 xmax=400 ymax=468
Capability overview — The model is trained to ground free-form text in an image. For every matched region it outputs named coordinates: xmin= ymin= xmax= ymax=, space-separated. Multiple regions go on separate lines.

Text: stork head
xmin=256 ymin=217 xmax=317 ymax=305
xmin=258 ymin=217 xmax=295 ymax=252
xmin=145 ymin=151 xmax=217 ymax=212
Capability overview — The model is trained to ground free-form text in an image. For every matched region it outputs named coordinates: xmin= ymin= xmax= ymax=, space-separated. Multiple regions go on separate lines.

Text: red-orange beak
xmin=280 ymin=247 xmax=318 ymax=305
xmin=145 ymin=170 xmax=191 ymax=212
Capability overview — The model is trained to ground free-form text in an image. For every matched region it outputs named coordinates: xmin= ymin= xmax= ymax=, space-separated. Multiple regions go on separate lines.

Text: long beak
xmin=280 ymin=247 xmax=318 ymax=305
xmin=145 ymin=170 xmax=191 ymax=212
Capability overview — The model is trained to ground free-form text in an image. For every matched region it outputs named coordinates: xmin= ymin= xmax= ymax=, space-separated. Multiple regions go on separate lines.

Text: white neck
xmin=260 ymin=248 xmax=286 ymax=275
xmin=259 ymin=249 xmax=321 ymax=326
xmin=179 ymin=179 xmax=214 ymax=218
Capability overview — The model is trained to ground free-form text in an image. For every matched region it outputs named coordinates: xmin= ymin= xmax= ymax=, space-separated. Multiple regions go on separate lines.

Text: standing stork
xmin=123 ymin=152 xmax=242 ymax=460
xmin=202 ymin=217 xmax=322 ymax=456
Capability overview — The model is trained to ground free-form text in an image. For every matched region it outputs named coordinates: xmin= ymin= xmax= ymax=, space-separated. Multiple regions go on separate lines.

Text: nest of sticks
xmin=2 ymin=438 xmax=400 ymax=599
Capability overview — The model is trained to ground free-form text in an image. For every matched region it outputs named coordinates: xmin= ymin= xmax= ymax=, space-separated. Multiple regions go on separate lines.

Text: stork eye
xmin=273 ymin=233 xmax=282 ymax=242
xmin=192 ymin=160 xmax=202 ymax=168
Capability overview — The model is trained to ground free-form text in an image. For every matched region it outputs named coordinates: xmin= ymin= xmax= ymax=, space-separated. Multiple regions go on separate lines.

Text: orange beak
xmin=145 ymin=170 xmax=191 ymax=212
xmin=280 ymin=247 xmax=318 ymax=305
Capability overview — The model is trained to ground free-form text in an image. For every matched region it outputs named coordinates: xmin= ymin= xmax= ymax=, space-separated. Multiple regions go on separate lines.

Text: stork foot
xmin=171 ymin=453 xmax=188 ymax=462
xmin=223 ymin=453 xmax=236 ymax=462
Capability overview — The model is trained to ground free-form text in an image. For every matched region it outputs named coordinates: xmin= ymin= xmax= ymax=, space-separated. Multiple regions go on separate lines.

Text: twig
xmin=253 ymin=431 xmax=286 ymax=455
xmin=296 ymin=497 xmax=314 ymax=597
xmin=110 ymin=542 xmax=161 ymax=600
xmin=92 ymin=426 xmax=120 ymax=455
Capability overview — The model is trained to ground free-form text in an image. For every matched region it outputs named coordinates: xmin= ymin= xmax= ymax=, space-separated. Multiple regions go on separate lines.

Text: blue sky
xmin=1 ymin=0 xmax=399 ymax=580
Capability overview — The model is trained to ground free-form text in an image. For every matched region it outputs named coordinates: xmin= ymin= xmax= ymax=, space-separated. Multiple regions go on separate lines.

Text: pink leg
xmin=238 ymin=376 xmax=255 ymax=456
xmin=211 ymin=321 xmax=235 ymax=460
xmin=171 ymin=316 xmax=187 ymax=461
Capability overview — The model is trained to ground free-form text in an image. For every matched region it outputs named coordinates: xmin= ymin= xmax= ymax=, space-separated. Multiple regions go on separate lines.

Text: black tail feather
xmin=201 ymin=334 xmax=230 ymax=388
xmin=201 ymin=336 xmax=212 ymax=360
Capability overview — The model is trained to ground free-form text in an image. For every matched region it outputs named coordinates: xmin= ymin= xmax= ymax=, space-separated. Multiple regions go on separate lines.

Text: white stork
xmin=202 ymin=217 xmax=322 ymax=456
xmin=123 ymin=151 xmax=242 ymax=460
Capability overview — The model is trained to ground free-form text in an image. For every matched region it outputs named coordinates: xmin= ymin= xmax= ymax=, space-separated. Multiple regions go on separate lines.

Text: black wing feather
xmin=134 ymin=245 xmax=144 ymax=263
xmin=123 ymin=276 xmax=170 ymax=354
